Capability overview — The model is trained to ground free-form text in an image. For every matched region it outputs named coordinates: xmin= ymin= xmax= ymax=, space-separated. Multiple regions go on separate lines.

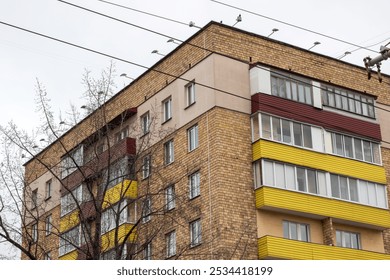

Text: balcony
xmin=61 ymin=137 xmax=136 ymax=191
xmin=101 ymin=223 xmax=136 ymax=252
xmin=258 ymin=236 xmax=390 ymax=260
xmin=103 ymin=179 xmax=138 ymax=209
xmin=256 ymin=187 xmax=390 ymax=229
xmin=60 ymin=210 xmax=80 ymax=233
xmin=253 ymin=140 xmax=386 ymax=184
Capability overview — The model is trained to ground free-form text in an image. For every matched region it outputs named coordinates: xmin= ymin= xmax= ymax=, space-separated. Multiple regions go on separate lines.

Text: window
xmin=105 ymin=157 xmax=130 ymax=189
xmin=283 ymin=221 xmax=310 ymax=242
xmin=259 ymin=114 xmax=313 ymax=149
xmin=331 ymin=132 xmax=381 ymax=164
xmin=164 ymin=139 xmax=174 ymax=165
xmin=45 ymin=215 xmax=52 ymax=236
xmin=60 ymin=145 xmax=83 ymax=179
xmin=44 ymin=252 xmax=51 ymax=260
xmin=190 ymin=219 xmax=202 ymax=247
xmin=166 ymin=231 xmax=176 ymax=258
xmin=31 ymin=189 xmax=38 ymax=209
xmin=144 ymin=243 xmax=152 ymax=260
xmin=186 ymin=81 xmax=196 ymax=107
xmin=322 ymin=86 xmax=375 ymax=118
xmin=45 ymin=180 xmax=52 ymax=200
xmin=142 ymin=197 xmax=152 ymax=223
xmin=166 ymin=185 xmax=175 ymax=211
xmin=59 ymin=226 xmax=80 ymax=256
xmin=336 ymin=230 xmax=361 ymax=249
xmin=115 ymin=126 xmax=129 ymax=143
xmin=271 ymin=72 xmax=312 ymax=105
xmin=101 ymin=201 xmax=128 ymax=234
xmin=32 ymin=223 xmax=38 ymax=242
xmin=330 ymin=173 xmax=387 ymax=208
xmin=189 ymin=171 xmax=200 ymax=199
xmin=261 ymin=159 xmax=325 ymax=196
xmin=142 ymin=155 xmax=151 ymax=179
xmin=162 ymin=97 xmax=172 ymax=123
xmin=60 ymin=185 xmax=84 ymax=216
xmin=141 ymin=112 xmax=150 ymax=136
xmin=188 ymin=124 xmax=199 ymax=152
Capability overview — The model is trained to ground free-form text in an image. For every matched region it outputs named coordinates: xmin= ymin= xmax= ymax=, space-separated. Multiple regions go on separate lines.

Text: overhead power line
xmin=58 ymin=0 xmax=389 ymax=84
xmin=210 ymin=0 xmax=379 ymax=54
xmin=96 ymin=0 xmax=200 ymax=28
xmin=1 ymin=19 xmax=389 ymax=145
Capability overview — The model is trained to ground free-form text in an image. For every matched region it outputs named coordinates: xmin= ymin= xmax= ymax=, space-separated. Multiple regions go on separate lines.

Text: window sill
xmin=190 ymin=242 xmax=202 ymax=249
xmin=188 ymin=146 xmax=199 ymax=153
xmin=184 ymin=101 xmax=196 ymax=110
xmin=161 ymin=117 xmax=172 ymax=125
xmin=139 ymin=131 xmax=149 ymax=139
xmin=189 ymin=194 xmax=200 ymax=201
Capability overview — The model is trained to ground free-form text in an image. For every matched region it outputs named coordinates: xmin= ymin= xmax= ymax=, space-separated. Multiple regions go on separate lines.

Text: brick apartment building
xmin=22 ymin=21 xmax=390 ymax=260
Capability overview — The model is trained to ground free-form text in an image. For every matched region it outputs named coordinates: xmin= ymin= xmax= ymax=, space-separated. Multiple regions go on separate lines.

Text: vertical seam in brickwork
xmin=206 ymin=111 xmax=214 ymax=257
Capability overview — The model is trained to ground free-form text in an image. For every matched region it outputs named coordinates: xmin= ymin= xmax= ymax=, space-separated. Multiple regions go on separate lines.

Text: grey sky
xmin=0 ymin=0 xmax=390 ymax=258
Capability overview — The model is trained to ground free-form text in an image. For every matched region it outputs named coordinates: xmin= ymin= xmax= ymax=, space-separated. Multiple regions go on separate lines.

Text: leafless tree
xmin=0 ymin=63 xmax=234 ymax=260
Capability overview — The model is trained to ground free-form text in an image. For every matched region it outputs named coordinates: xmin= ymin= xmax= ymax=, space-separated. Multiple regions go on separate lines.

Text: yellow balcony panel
xmin=60 ymin=210 xmax=80 ymax=233
xmin=59 ymin=250 xmax=78 ymax=260
xmin=258 ymin=236 xmax=390 ymax=260
xmin=101 ymin=223 xmax=136 ymax=252
xmin=256 ymin=187 xmax=390 ymax=229
xmin=253 ymin=140 xmax=386 ymax=184
xmin=103 ymin=180 xmax=138 ymax=209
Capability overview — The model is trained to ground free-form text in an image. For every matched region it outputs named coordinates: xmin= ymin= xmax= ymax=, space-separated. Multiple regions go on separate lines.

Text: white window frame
xmin=45 ymin=214 xmax=52 ymax=236
xmin=330 ymin=132 xmax=381 ymax=165
xmin=166 ymin=231 xmax=176 ymax=258
xmin=166 ymin=185 xmax=175 ymax=211
xmin=190 ymin=219 xmax=202 ymax=247
xmin=189 ymin=171 xmax=200 ymax=199
xmin=101 ymin=201 xmax=129 ymax=234
xmin=186 ymin=81 xmax=196 ymax=107
xmin=142 ymin=197 xmax=152 ymax=223
xmin=141 ymin=112 xmax=150 ymax=136
xmin=115 ymin=126 xmax=129 ymax=143
xmin=59 ymin=226 xmax=81 ymax=256
xmin=31 ymin=189 xmax=38 ymax=209
xmin=143 ymin=242 xmax=152 ymax=260
xmin=164 ymin=139 xmax=174 ymax=165
xmin=45 ymin=179 xmax=52 ymax=199
xmin=162 ymin=97 xmax=172 ymax=123
xmin=60 ymin=185 xmax=84 ymax=217
xmin=32 ymin=223 xmax=38 ymax=242
xmin=336 ymin=230 xmax=361 ymax=249
xmin=188 ymin=124 xmax=199 ymax=152
xmin=322 ymin=85 xmax=375 ymax=118
xmin=258 ymin=113 xmax=315 ymax=150
xmin=60 ymin=145 xmax=84 ymax=179
xmin=142 ymin=155 xmax=151 ymax=179
xmin=260 ymin=159 xmax=387 ymax=208
xmin=283 ymin=220 xmax=310 ymax=242
xmin=271 ymin=72 xmax=313 ymax=105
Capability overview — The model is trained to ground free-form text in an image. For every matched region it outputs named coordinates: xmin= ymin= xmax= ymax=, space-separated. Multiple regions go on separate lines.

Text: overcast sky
xmin=1 ymin=0 xmax=390 ymax=258
xmin=1 ymin=0 xmax=390 ymax=132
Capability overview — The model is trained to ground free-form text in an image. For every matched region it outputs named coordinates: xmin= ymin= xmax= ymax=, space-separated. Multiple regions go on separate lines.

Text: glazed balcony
xmin=256 ymin=187 xmax=390 ymax=229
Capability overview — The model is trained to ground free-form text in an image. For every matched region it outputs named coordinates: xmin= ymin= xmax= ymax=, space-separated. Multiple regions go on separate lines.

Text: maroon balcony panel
xmin=252 ymin=93 xmax=381 ymax=141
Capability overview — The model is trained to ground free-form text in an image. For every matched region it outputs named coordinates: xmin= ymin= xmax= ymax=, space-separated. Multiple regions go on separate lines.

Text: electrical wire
xmin=96 ymin=0 xmax=200 ymax=28
xmin=1 ymin=19 xmax=390 ymax=144
xmin=58 ymin=0 xmax=390 ymax=87
xmin=210 ymin=0 xmax=379 ymax=54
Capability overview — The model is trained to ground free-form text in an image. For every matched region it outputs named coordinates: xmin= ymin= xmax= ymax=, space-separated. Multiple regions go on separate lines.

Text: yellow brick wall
xmin=23 ymin=22 xmax=390 ymax=259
